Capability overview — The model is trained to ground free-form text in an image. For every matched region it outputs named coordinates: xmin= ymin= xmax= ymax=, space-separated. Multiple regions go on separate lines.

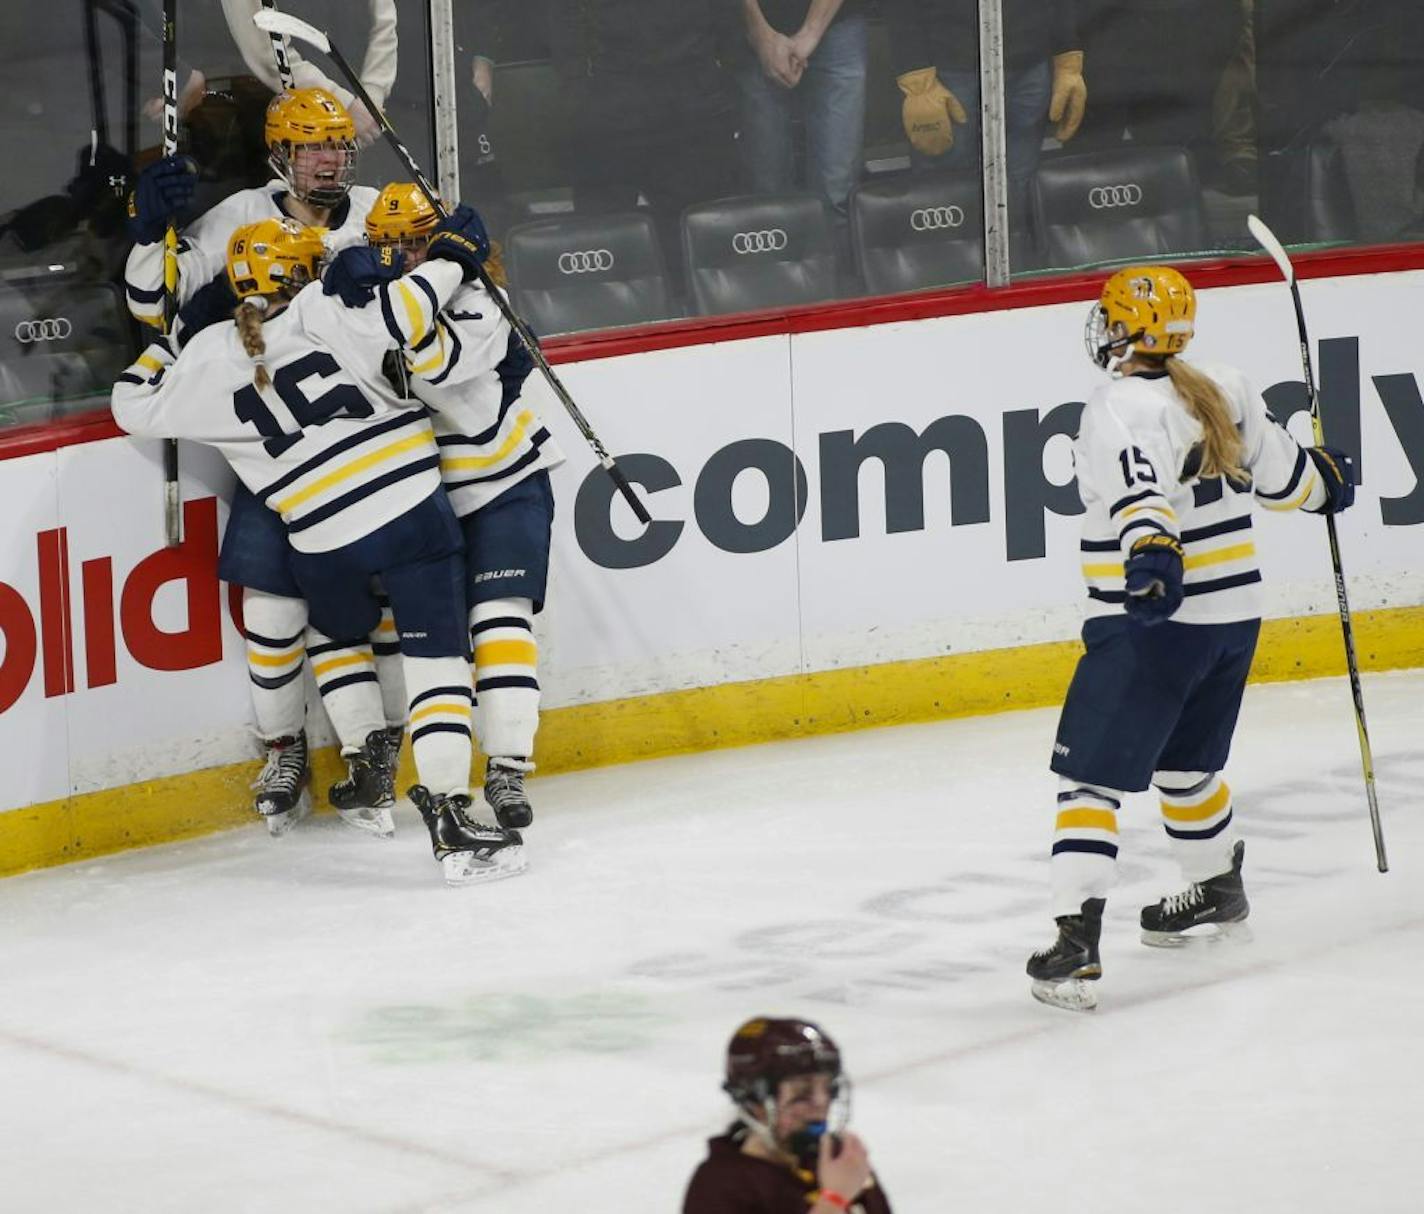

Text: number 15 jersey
xmin=1074 ymin=358 xmax=1327 ymax=625
xmin=112 ymin=259 xmax=467 ymax=554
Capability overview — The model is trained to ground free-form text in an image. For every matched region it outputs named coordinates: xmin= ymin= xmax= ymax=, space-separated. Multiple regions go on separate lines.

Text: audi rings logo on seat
xmin=732 ymin=229 xmax=788 ymax=255
xmin=1087 ymin=184 xmax=1144 ymax=209
xmin=910 ymin=206 xmax=966 ymax=231
xmin=557 ymin=250 xmax=615 ymax=274
xmin=14 ymin=318 xmax=73 ymax=343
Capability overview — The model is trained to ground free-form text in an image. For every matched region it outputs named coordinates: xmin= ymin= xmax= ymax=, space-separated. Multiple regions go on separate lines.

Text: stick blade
xmin=1247 ymin=213 xmax=1296 ymax=285
xmin=252 ymin=8 xmax=329 ymax=53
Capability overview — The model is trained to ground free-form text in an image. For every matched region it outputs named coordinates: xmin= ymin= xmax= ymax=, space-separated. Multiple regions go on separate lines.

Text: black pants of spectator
xmin=560 ymin=60 xmax=738 ymax=301
xmin=1075 ymin=0 xmax=1243 ymax=184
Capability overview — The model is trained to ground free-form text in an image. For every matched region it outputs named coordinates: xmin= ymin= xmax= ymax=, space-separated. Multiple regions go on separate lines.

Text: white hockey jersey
xmin=1074 ymin=358 xmax=1327 ymax=625
xmin=124 ymin=182 xmax=379 ymax=327
xmin=112 ymin=260 xmax=466 ymax=554
xmin=403 ymin=280 xmax=565 ymax=518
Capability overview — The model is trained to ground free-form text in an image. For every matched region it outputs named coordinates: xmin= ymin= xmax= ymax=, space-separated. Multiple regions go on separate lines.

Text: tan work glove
xmin=897 ymin=67 xmax=969 ymax=157
xmin=1049 ymin=51 xmax=1087 ymax=142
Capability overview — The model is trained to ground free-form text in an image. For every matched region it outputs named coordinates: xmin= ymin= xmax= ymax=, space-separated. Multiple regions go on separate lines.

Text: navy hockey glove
xmin=1303 ymin=445 xmax=1355 ymax=514
xmin=322 ymin=244 xmax=404 ymax=308
xmin=426 ymin=204 xmax=491 ymax=281
xmin=1123 ymin=533 xmax=1185 ymax=626
xmin=174 ymin=271 xmax=239 ymax=347
xmin=126 ymin=154 xmax=197 ymax=244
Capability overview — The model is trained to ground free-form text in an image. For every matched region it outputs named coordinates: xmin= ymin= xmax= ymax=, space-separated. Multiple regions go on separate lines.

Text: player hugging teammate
xmin=117 ymin=86 xmax=553 ymax=884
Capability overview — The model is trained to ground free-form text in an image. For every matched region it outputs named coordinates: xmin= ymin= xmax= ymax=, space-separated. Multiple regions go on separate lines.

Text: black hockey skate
xmin=1140 ymin=840 xmax=1250 ymax=947
xmin=409 ymin=785 xmax=528 ymax=886
xmin=1027 ymin=898 xmax=1105 ymax=1012
xmin=484 ymin=757 xmax=534 ymax=830
xmin=252 ymin=732 xmax=311 ymax=837
xmin=329 ymin=729 xmax=398 ymax=838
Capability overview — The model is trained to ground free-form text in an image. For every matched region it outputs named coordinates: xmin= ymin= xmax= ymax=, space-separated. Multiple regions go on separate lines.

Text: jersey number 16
xmin=234 ymin=351 xmax=374 ymax=456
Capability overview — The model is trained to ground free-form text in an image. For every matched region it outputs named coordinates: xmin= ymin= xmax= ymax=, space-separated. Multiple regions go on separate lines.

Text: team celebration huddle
xmin=112 ymin=82 xmax=561 ymax=887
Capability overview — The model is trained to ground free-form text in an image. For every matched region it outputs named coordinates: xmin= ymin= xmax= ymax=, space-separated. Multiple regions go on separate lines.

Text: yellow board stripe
xmin=1056 ymin=808 xmax=1118 ymax=833
xmin=276 ymin=432 xmax=435 ymax=513
xmin=3 ymin=606 xmax=1422 ymax=879
xmin=440 ymin=410 xmax=535 ymax=472
xmin=1161 ymin=781 xmax=1231 ymax=822
xmin=1185 ymin=542 xmax=1255 ymax=570
xmin=311 ymin=653 xmax=374 ymax=678
xmin=245 ymin=645 xmax=303 ymax=668
xmin=409 ymin=700 xmax=472 ymax=725
xmin=474 ymin=639 xmax=538 ymax=668
xmin=396 ymin=279 xmax=428 ymax=347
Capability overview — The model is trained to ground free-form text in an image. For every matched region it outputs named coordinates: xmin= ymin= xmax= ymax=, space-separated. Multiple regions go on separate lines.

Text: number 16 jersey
xmin=112 ymin=259 xmax=467 ymax=554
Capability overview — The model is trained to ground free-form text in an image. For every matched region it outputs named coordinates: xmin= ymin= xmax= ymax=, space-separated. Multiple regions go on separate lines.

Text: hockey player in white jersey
xmin=1027 ymin=265 xmax=1355 ymax=1011
xmin=125 ymin=87 xmax=404 ymax=834
xmin=112 ymin=213 xmax=527 ymax=886
xmin=362 ymin=184 xmax=565 ymax=830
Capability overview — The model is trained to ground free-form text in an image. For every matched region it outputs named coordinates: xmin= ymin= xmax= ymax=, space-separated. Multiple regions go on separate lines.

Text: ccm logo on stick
xmin=1088 ymin=184 xmax=1143 ymax=209
xmin=732 ymin=229 xmax=788 ymax=254
xmin=557 ymin=250 xmax=614 ymax=274
xmin=13 ymin=318 xmax=73 ymax=343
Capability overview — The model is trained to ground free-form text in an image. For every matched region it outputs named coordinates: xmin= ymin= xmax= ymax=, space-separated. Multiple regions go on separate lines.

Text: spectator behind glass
xmin=883 ymin=0 xmax=1085 ymax=230
xmin=683 ymin=1017 xmax=893 ymax=1214
xmin=1075 ymin=1 xmax=1242 ymax=190
xmin=732 ymin=1 xmax=869 ymax=232
xmin=547 ymin=0 xmax=739 ymax=296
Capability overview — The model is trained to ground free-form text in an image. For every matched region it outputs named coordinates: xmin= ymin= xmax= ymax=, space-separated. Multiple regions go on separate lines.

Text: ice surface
xmin=1 ymin=672 xmax=1421 ymax=1212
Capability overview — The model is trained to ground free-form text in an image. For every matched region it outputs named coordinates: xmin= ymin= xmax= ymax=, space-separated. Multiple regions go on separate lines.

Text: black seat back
xmin=1031 ymin=147 xmax=1207 ymax=267
xmin=681 ymin=194 xmax=838 ymax=316
xmin=851 ymin=171 xmax=984 ymax=294
xmin=504 ymin=211 xmax=672 ymax=337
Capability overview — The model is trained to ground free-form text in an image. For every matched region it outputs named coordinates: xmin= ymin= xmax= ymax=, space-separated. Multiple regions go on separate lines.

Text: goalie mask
xmin=723 ymin=1017 xmax=851 ymax=1169
xmin=1086 ymin=264 xmax=1196 ymax=369
xmin=365 ymin=182 xmax=440 ymax=262
xmin=265 ymin=87 xmax=358 ymax=210
xmin=227 ymin=217 xmax=326 ymax=299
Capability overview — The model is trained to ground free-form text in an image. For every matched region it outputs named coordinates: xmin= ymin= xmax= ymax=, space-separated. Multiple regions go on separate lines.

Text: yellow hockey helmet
xmin=1085 ymin=265 xmax=1196 ymax=369
xmin=365 ymin=182 xmax=440 ymax=251
xmin=264 ymin=88 xmax=358 ymax=208
xmin=226 ymin=217 xmax=327 ymax=299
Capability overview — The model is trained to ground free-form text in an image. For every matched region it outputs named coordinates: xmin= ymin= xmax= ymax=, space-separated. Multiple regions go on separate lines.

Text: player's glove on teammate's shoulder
xmin=175 ymin=270 xmax=239 ymax=346
xmin=426 ymin=204 xmax=491 ymax=282
xmin=126 ymin=154 xmax=197 ymax=244
xmin=323 ymin=244 xmax=404 ymax=308
xmin=1123 ymin=532 xmax=1185 ymax=626
xmin=1303 ymin=445 xmax=1355 ymax=514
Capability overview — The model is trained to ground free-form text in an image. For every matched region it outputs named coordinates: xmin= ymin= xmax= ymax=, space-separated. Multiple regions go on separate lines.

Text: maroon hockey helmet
xmin=722 ymin=1017 xmax=843 ymax=1106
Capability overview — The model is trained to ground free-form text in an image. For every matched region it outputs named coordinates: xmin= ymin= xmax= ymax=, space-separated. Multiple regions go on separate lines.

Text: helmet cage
xmin=1084 ymin=304 xmax=1144 ymax=370
xmin=269 ymin=138 xmax=358 ymax=210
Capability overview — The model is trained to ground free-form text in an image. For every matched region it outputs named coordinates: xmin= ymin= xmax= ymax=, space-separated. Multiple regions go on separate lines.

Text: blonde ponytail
xmin=234 ymin=300 xmax=271 ymax=390
xmin=1165 ymin=357 xmax=1246 ymax=481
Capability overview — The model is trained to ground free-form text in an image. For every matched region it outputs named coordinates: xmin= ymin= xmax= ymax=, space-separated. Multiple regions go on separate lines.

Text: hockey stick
xmin=258 ymin=0 xmax=297 ymax=92
xmin=252 ymin=8 xmax=653 ymax=525
xmin=1247 ymin=213 xmax=1387 ymax=873
xmin=160 ymin=0 xmax=182 ymax=545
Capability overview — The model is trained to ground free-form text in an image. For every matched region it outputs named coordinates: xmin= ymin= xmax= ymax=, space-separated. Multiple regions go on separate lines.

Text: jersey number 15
xmin=234 ymin=351 xmax=373 ymax=456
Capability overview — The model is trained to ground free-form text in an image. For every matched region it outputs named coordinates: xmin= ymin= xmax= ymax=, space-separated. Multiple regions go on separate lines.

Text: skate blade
xmin=337 ymin=804 xmax=395 ymax=839
xmin=1140 ymin=920 xmax=1252 ymax=949
xmin=1031 ymin=978 xmax=1099 ymax=1012
xmin=262 ymin=790 xmax=312 ymax=838
xmin=441 ymin=844 xmax=529 ymax=887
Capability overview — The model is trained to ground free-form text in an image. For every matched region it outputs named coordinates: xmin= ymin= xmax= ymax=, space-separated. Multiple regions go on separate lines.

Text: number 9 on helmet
xmin=1086 ymin=264 xmax=1196 ymax=369
xmin=365 ymin=182 xmax=441 ymax=262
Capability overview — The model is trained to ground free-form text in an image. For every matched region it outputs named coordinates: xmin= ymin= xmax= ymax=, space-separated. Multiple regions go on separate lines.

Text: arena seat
xmin=681 ymin=193 xmax=838 ymax=316
xmin=503 ymin=211 xmax=673 ymax=337
xmin=1030 ymin=146 xmax=1208 ymax=268
xmin=0 ymin=277 xmax=132 ymax=426
xmin=850 ymin=171 xmax=984 ymax=294
xmin=1303 ymin=137 xmax=1357 ymax=242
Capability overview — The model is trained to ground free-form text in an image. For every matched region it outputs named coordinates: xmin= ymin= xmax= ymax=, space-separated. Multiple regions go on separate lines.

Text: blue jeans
xmin=735 ymin=14 xmax=868 ymax=218
xmin=913 ymin=60 xmax=1052 ymax=225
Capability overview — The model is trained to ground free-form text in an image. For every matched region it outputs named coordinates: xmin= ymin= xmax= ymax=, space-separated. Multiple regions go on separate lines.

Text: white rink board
xmin=2 ymin=270 xmax=1423 ymax=811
